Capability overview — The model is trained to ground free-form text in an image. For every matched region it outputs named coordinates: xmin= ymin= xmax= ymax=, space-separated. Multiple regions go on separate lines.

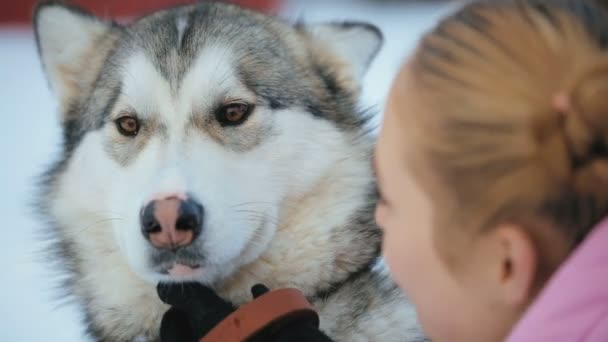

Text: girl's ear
xmin=493 ymin=224 xmax=538 ymax=306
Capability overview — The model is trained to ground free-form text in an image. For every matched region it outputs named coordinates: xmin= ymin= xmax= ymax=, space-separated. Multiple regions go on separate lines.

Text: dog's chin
xmin=138 ymin=235 xmax=268 ymax=284
xmin=161 ymin=263 xmax=206 ymax=282
xmin=146 ymin=263 xmax=207 ymax=283
xmin=166 ymin=263 xmax=201 ymax=276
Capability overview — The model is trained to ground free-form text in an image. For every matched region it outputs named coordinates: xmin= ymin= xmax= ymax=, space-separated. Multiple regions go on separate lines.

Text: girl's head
xmin=375 ymin=1 xmax=608 ymax=341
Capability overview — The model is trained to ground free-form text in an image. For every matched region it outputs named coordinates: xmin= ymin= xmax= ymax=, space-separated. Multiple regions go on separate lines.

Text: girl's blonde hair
xmin=405 ymin=0 xmax=608 ymax=276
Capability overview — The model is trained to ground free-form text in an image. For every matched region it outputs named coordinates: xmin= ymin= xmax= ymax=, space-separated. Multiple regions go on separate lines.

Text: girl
xmin=158 ymin=1 xmax=608 ymax=341
xmin=376 ymin=0 xmax=608 ymax=340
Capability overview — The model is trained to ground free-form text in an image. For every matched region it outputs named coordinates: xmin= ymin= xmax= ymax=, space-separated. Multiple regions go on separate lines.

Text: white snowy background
xmin=0 ymin=0 xmax=455 ymax=340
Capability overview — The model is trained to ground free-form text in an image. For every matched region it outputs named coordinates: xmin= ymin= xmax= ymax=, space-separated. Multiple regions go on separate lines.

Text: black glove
xmin=157 ymin=282 xmax=235 ymax=342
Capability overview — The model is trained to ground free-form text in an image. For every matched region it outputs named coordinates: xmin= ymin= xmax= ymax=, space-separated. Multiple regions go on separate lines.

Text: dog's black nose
xmin=140 ymin=197 xmax=204 ymax=249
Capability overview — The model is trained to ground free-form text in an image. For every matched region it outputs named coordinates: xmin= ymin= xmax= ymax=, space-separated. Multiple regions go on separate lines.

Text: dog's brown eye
xmin=217 ymin=102 xmax=252 ymax=126
xmin=115 ymin=116 xmax=140 ymax=136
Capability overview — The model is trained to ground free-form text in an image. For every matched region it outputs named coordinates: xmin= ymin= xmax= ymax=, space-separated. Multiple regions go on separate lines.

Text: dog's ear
xmin=303 ymin=22 xmax=383 ymax=85
xmin=34 ymin=2 xmax=115 ymax=108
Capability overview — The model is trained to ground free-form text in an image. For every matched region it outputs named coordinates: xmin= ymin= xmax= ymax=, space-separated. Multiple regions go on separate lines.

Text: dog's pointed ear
xmin=34 ymin=2 xmax=114 ymax=106
xmin=303 ymin=22 xmax=383 ymax=85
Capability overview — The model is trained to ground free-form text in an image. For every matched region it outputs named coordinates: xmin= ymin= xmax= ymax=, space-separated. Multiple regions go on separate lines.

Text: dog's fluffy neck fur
xmin=220 ymin=135 xmax=379 ymax=303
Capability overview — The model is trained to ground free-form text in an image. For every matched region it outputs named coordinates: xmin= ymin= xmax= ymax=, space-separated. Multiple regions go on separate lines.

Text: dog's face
xmin=35 ymin=2 xmax=381 ymax=284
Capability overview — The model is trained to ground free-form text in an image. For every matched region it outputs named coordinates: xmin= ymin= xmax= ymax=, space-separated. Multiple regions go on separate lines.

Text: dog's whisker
xmin=77 ymin=218 xmax=124 ymax=233
xmin=232 ymin=210 xmax=281 ymax=226
xmin=229 ymin=201 xmax=275 ymax=209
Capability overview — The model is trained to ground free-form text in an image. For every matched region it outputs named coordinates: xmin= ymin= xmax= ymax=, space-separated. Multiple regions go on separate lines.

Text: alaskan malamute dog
xmin=34 ymin=1 xmax=423 ymax=340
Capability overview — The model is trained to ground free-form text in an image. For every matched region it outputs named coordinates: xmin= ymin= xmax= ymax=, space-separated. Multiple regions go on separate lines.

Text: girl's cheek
xmin=375 ymin=204 xmax=387 ymax=229
xmin=382 ymin=232 xmax=409 ymax=292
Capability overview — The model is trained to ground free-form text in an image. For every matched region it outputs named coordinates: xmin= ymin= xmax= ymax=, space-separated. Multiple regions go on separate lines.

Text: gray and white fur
xmin=33 ymin=1 xmax=424 ymax=341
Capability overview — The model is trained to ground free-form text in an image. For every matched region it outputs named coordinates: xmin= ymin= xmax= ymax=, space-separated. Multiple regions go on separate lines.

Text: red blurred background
xmin=0 ymin=0 xmax=281 ymax=24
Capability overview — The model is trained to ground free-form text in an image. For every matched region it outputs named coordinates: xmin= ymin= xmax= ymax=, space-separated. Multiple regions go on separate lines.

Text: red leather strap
xmin=200 ymin=288 xmax=318 ymax=342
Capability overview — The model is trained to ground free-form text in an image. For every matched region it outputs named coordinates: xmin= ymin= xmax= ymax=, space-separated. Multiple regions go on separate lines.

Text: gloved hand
xmin=157 ymin=283 xmax=272 ymax=342
xmin=157 ymin=282 xmax=236 ymax=342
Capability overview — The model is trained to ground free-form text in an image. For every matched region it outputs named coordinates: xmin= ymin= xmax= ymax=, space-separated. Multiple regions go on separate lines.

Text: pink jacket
xmin=507 ymin=218 xmax=608 ymax=342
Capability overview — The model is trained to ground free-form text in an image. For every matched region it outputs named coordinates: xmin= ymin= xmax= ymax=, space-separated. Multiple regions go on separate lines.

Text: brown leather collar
xmin=201 ymin=288 xmax=319 ymax=342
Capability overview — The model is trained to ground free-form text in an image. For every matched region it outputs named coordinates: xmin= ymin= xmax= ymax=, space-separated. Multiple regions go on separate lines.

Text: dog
xmin=34 ymin=1 xmax=424 ymax=340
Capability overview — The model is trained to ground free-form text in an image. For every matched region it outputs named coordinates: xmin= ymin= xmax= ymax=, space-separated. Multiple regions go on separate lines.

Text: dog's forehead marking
xmin=119 ymin=44 xmax=248 ymax=126
xmin=176 ymin=16 xmax=189 ymax=49
xmin=179 ymin=43 xmax=251 ymax=110
xmin=121 ymin=51 xmax=173 ymax=119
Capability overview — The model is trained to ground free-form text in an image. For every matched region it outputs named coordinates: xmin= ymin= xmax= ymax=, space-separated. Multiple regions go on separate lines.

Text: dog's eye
xmin=115 ymin=115 xmax=140 ymax=137
xmin=216 ymin=102 xmax=252 ymax=126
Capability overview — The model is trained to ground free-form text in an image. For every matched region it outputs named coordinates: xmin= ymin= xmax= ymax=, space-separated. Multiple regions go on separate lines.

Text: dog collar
xmin=201 ymin=288 xmax=319 ymax=342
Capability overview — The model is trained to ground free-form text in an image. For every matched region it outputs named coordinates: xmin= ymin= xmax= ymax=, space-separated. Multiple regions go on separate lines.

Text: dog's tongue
xmin=168 ymin=264 xmax=197 ymax=276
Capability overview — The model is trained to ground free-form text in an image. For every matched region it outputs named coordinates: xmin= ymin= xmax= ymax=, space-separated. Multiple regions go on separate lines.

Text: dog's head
xmin=35 ymin=1 xmax=381 ymax=284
